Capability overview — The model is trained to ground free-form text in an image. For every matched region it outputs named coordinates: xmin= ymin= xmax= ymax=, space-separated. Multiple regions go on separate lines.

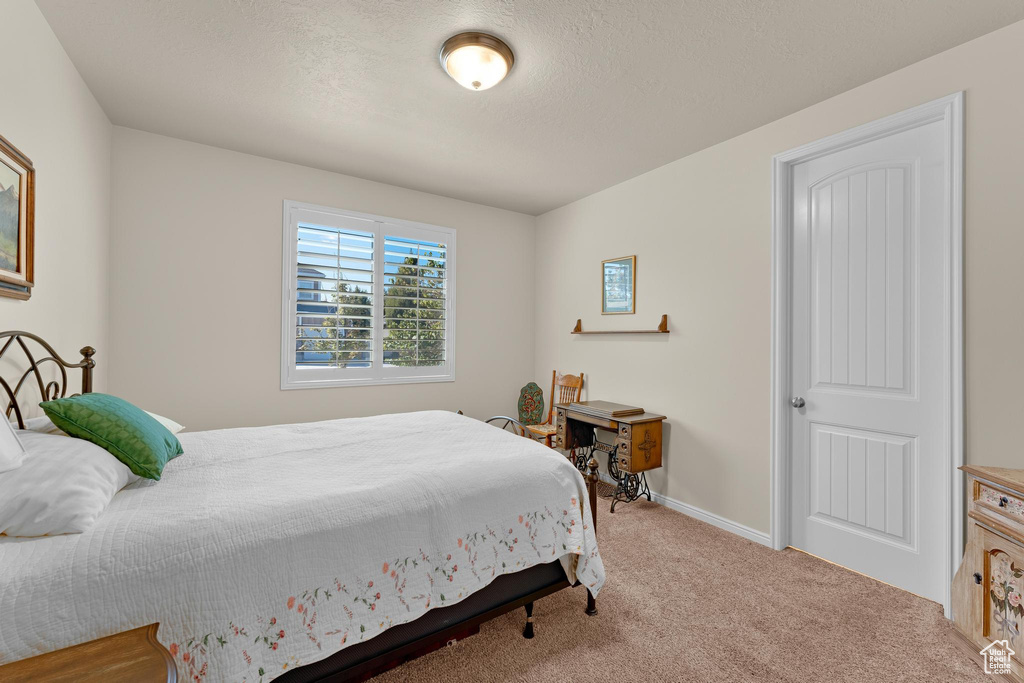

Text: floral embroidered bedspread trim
xmin=174 ymin=499 xmax=600 ymax=682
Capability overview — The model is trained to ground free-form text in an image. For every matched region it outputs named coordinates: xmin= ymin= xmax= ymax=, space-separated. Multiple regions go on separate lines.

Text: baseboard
xmin=598 ymin=472 xmax=772 ymax=547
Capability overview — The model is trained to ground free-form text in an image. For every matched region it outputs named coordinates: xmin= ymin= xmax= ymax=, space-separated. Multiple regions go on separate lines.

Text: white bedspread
xmin=0 ymin=411 xmax=604 ymax=681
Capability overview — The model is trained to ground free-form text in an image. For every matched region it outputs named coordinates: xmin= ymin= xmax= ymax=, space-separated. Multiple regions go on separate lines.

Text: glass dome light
xmin=440 ymin=32 xmax=514 ymax=91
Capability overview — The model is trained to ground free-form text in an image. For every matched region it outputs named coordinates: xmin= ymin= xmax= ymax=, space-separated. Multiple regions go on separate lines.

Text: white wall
xmin=109 ymin=128 xmax=535 ymax=430
xmin=534 ymin=20 xmax=1024 ymax=534
xmin=0 ymin=0 xmax=111 ymax=402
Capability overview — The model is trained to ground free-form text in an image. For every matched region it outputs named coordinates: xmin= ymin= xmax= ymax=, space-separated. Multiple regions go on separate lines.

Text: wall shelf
xmin=571 ymin=314 xmax=669 ymax=335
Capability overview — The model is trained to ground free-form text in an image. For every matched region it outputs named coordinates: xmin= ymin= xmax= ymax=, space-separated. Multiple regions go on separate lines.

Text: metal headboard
xmin=485 ymin=415 xmax=529 ymax=438
xmin=0 ymin=331 xmax=95 ymax=429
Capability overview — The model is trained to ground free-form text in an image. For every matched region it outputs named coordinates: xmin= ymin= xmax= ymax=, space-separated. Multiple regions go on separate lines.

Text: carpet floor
xmin=375 ymin=494 xmax=984 ymax=682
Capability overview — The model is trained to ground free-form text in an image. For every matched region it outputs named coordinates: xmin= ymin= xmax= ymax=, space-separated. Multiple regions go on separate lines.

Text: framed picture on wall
xmin=0 ymin=134 xmax=34 ymax=300
xmin=602 ymin=255 xmax=635 ymax=314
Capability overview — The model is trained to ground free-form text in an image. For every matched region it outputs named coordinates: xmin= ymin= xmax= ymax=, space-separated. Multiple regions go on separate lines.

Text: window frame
xmin=281 ymin=200 xmax=456 ymax=390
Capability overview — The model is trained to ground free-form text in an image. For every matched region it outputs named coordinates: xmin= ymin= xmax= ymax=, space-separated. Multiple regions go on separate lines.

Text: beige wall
xmin=0 ymin=0 xmax=112 ymax=402
xmin=109 ymin=127 xmax=535 ymax=431
xmin=534 ymin=20 xmax=1024 ymax=534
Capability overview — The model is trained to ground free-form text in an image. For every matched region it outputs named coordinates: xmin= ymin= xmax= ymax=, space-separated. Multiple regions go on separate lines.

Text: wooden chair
xmin=525 ymin=371 xmax=584 ymax=448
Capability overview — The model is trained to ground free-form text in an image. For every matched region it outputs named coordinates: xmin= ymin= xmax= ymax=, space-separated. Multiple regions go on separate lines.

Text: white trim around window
xmin=281 ymin=200 xmax=456 ymax=390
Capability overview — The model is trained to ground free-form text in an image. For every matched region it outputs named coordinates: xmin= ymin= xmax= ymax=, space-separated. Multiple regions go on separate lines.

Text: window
xmin=281 ymin=201 xmax=455 ymax=389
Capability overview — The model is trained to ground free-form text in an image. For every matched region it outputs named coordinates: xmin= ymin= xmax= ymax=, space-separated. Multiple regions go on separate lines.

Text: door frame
xmin=769 ymin=92 xmax=964 ymax=615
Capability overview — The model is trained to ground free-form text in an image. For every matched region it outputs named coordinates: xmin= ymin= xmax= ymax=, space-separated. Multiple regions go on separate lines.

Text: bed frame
xmin=0 ymin=332 xmax=600 ymax=682
xmin=0 ymin=331 xmax=95 ymax=429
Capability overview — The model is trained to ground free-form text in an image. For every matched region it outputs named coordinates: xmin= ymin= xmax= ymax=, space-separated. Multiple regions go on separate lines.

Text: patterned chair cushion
xmin=517 ymin=382 xmax=545 ymax=425
xmin=525 ymin=423 xmax=557 ymax=437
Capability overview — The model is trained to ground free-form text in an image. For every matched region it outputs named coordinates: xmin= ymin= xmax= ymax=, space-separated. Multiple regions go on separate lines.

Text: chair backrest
xmin=517 ymin=382 xmax=545 ymax=425
xmin=547 ymin=370 xmax=584 ymax=423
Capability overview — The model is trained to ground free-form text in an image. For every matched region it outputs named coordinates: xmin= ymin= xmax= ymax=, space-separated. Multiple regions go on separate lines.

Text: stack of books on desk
xmin=567 ymin=401 xmax=644 ymax=419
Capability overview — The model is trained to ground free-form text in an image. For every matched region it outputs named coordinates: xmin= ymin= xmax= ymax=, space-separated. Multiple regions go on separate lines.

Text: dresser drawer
xmin=975 ymin=483 xmax=1024 ymax=530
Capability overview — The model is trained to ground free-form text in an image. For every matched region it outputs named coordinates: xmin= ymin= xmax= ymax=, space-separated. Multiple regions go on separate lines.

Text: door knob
xmin=791 ymin=397 xmax=806 ymax=408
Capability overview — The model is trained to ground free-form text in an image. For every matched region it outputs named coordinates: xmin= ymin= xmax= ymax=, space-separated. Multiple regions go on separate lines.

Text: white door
xmin=786 ymin=106 xmax=957 ymax=605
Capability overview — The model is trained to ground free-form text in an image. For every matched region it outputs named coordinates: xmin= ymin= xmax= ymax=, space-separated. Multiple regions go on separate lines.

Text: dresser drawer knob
xmin=1000 ymin=496 xmax=1010 ymax=508
xmin=975 ymin=572 xmax=983 ymax=585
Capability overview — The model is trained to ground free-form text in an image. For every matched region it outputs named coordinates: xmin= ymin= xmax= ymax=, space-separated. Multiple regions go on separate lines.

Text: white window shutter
xmin=281 ymin=201 xmax=455 ymax=389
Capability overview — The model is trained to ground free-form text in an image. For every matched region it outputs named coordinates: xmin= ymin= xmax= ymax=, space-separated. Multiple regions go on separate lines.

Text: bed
xmin=0 ymin=332 xmax=605 ymax=682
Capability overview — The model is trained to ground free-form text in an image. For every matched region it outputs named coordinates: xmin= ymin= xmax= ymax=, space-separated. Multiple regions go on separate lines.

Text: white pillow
xmin=18 ymin=415 xmax=65 ymax=436
xmin=0 ymin=431 xmax=134 ymax=537
xmin=0 ymin=417 xmax=26 ymax=473
xmin=145 ymin=411 xmax=186 ymax=435
xmin=18 ymin=410 xmax=185 ymax=436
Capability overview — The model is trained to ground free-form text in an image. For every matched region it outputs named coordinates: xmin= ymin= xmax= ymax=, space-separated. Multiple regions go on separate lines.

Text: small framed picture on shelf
xmin=0 ymin=133 xmax=34 ymax=300
xmin=602 ymin=255 xmax=635 ymax=315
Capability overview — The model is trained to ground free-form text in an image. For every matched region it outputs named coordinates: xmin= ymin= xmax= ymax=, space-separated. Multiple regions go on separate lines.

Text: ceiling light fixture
xmin=440 ymin=32 xmax=514 ymax=91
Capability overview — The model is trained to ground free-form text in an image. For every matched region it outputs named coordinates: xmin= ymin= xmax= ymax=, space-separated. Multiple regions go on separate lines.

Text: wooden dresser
xmin=953 ymin=466 xmax=1024 ymax=681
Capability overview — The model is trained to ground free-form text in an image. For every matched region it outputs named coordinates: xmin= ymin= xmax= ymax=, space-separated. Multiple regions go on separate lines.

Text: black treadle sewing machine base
xmin=571 ymin=440 xmax=651 ymax=513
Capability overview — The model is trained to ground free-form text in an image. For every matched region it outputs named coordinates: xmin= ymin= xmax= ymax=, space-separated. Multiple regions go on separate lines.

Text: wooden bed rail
xmin=0 ymin=623 xmax=176 ymax=683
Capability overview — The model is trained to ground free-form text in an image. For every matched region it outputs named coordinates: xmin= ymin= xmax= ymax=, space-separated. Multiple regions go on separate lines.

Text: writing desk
xmin=554 ymin=401 xmax=666 ymax=512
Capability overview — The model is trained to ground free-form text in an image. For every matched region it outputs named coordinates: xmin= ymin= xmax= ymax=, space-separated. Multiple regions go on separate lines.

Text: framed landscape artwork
xmin=0 ymin=134 xmax=34 ymax=300
xmin=602 ymin=255 xmax=635 ymax=314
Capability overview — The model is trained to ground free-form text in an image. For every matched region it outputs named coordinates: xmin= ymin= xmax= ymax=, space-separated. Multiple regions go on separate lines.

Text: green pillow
xmin=40 ymin=393 xmax=183 ymax=480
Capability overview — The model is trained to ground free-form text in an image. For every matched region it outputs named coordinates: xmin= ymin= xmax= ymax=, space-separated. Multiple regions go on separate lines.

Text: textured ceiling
xmin=35 ymin=0 xmax=1024 ymax=215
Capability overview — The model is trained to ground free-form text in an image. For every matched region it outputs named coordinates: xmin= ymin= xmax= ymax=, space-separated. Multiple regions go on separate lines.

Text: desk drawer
xmin=614 ymin=439 xmax=633 ymax=472
xmin=615 ymin=452 xmax=634 ymax=474
xmin=569 ymin=412 xmax=617 ymax=430
xmin=975 ymin=483 xmax=1024 ymax=530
